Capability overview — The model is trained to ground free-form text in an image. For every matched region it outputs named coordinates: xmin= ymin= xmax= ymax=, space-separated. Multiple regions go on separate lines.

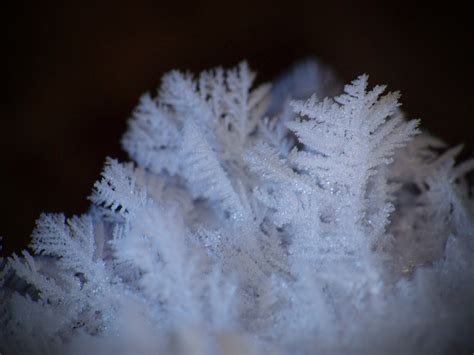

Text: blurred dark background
xmin=2 ymin=1 xmax=473 ymax=256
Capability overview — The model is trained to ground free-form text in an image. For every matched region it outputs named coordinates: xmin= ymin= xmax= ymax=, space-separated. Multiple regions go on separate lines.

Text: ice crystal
xmin=1 ymin=60 xmax=473 ymax=355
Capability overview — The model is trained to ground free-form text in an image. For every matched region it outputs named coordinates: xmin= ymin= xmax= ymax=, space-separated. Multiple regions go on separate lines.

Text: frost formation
xmin=1 ymin=60 xmax=473 ymax=355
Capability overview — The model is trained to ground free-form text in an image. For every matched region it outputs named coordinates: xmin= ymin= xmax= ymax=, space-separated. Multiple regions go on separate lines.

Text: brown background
xmin=2 ymin=1 xmax=473 ymax=255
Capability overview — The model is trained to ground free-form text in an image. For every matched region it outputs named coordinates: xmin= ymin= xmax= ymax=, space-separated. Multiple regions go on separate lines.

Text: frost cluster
xmin=1 ymin=60 xmax=473 ymax=355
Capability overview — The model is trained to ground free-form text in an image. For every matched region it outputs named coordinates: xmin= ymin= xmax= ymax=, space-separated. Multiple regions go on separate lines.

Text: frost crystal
xmin=1 ymin=60 xmax=473 ymax=355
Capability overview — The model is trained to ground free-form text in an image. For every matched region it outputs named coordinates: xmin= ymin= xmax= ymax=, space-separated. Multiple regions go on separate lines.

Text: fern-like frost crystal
xmin=1 ymin=60 xmax=473 ymax=355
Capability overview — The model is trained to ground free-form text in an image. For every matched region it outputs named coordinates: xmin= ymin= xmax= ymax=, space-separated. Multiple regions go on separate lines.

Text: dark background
xmin=2 ymin=1 xmax=473 ymax=256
